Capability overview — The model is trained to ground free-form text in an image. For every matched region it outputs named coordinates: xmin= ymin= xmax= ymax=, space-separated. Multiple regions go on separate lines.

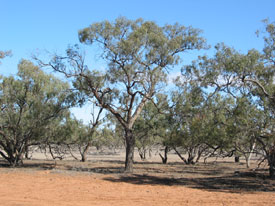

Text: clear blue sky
xmin=1 ymin=0 xmax=275 ymax=122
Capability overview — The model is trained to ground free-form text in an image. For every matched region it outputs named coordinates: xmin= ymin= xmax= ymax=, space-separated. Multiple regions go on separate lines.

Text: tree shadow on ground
xmin=103 ymin=172 xmax=275 ymax=193
xmin=1 ymin=159 xmax=274 ymax=193
xmin=92 ymin=160 xmax=125 ymax=164
xmin=0 ymin=159 xmax=125 ymax=174
xmin=63 ymin=165 xmax=125 ymax=174
xmin=0 ymin=160 xmax=56 ymax=170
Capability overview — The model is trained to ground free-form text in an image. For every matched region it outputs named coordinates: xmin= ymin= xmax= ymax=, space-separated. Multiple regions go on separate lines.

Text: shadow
xmin=0 ymin=159 xmax=125 ymax=174
xmin=92 ymin=159 xmax=125 ymax=164
xmin=103 ymin=172 xmax=275 ymax=193
xmin=0 ymin=160 xmax=56 ymax=170
xmin=134 ymin=161 xmax=247 ymax=177
xmin=1 ymin=158 xmax=274 ymax=193
xmin=90 ymin=151 xmax=121 ymax=156
xmin=64 ymin=165 xmax=125 ymax=174
xmin=135 ymin=161 xmax=171 ymax=165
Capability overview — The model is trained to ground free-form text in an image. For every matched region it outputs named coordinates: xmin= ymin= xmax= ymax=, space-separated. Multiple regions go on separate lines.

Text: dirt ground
xmin=0 ymin=150 xmax=274 ymax=205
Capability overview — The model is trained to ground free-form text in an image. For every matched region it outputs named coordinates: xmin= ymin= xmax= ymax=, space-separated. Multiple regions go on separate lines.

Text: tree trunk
xmin=269 ymin=163 xmax=274 ymax=178
xmin=8 ymin=152 xmax=23 ymax=167
xmin=159 ymin=146 xmax=169 ymax=164
xmin=246 ymin=141 xmax=256 ymax=168
xmin=0 ymin=146 xmax=24 ymax=167
xmin=24 ymin=143 xmax=31 ymax=159
xmin=25 ymin=148 xmax=30 ymax=159
xmin=124 ymin=128 xmax=135 ymax=173
xmin=187 ymin=154 xmax=195 ymax=164
xmin=268 ymin=147 xmax=275 ymax=178
xmin=81 ymin=151 xmax=87 ymax=162
xmin=81 ymin=142 xmax=92 ymax=162
xmin=174 ymin=147 xmax=188 ymax=164
xmin=138 ymin=148 xmax=146 ymax=160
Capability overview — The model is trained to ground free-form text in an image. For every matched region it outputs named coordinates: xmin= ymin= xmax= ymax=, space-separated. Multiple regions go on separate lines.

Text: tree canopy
xmin=0 ymin=60 xmax=73 ymax=166
xmin=46 ymin=17 xmax=207 ymax=172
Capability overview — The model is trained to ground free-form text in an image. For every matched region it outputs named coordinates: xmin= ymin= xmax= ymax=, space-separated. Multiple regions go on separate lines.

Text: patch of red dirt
xmin=0 ymin=170 xmax=274 ymax=206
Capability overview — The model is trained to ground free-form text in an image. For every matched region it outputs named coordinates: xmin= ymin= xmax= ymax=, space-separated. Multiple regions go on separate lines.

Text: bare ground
xmin=0 ymin=150 xmax=274 ymax=205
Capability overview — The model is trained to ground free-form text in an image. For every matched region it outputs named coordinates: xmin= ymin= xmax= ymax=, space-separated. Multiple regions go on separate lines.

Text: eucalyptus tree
xmin=42 ymin=116 xmax=89 ymax=161
xmin=94 ymin=126 xmax=124 ymax=152
xmin=183 ymin=21 xmax=275 ymax=109
xmin=224 ymin=96 xmax=263 ymax=168
xmin=0 ymin=60 xmax=73 ymax=166
xmin=43 ymin=17 xmax=207 ymax=172
xmin=168 ymin=80 xmax=231 ymax=164
xmin=35 ymin=112 xmax=72 ymax=160
xmin=134 ymin=95 xmax=168 ymax=160
xmin=71 ymin=104 xmax=104 ymax=162
xmin=134 ymin=101 xmax=159 ymax=160
xmin=183 ymin=21 xmax=275 ymax=176
xmin=169 ymin=83 xmax=206 ymax=164
xmin=256 ymin=21 xmax=275 ymax=175
xmin=254 ymin=20 xmax=275 ymax=108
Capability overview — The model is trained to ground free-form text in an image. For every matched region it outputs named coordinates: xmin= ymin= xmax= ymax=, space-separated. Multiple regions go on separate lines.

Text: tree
xmin=73 ymin=103 xmax=104 ymax=162
xmin=224 ymin=96 xmax=261 ymax=168
xmin=0 ymin=50 xmax=11 ymax=64
xmin=43 ymin=17 xmax=207 ymax=172
xmin=41 ymin=115 xmax=87 ymax=161
xmin=0 ymin=60 xmax=73 ymax=166
xmin=168 ymin=80 xmax=231 ymax=164
xmin=169 ymin=84 xmax=207 ymax=164
xmin=183 ymin=21 xmax=275 ymax=177
xmin=133 ymin=97 xmax=166 ymax=160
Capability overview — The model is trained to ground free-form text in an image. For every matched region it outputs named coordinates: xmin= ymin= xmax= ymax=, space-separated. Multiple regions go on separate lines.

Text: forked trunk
xmin=8 ymin=152 xmax=24 ymax=167
xmin=173 ymin=147 xmax=188 ymax=164
xmin=81 ymin=152 xmax=87 ymax=162
xmin=81 ymin=142 xmax=92 ymax=162
xmin=125 ymin=128 xmax=135 ymax=173
xmin=138 ymin=148 xmax=147 ymax=160
xmin=159 ymin=146 xmax=169 ymax=164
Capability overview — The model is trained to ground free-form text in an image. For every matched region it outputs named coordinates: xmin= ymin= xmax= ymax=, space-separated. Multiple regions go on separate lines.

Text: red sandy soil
xmin=0 ymin=169 xmax=274 ymax=206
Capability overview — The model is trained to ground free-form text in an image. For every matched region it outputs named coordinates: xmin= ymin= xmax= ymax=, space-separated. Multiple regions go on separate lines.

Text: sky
xmin=1 ymin=0 xmax=275 ymax=123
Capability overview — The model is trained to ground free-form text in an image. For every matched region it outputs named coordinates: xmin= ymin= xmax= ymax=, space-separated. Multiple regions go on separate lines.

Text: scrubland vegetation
xmin=0 ymin=18 xmax=274 ymax=179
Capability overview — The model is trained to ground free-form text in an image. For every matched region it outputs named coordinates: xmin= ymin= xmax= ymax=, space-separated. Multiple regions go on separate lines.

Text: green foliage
xmin=166 ymin=81 xmax=232 ymax=163
xmin=0 ymin=50 xmax=11 ymax=64
xmin=182 ymin=21 xmax=275 ymax=175
xmin=0 ymin=60 xmax=73 ymax=166
xmin=49 ymin=17 xmax=207 ymax=172
xmin=183 ymin=22 xmax=275 ymax=109
xmin=134 ymin=99 xmax=166 ymax=159
xmin=76 ymin=17 xmax=207 ymax=126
